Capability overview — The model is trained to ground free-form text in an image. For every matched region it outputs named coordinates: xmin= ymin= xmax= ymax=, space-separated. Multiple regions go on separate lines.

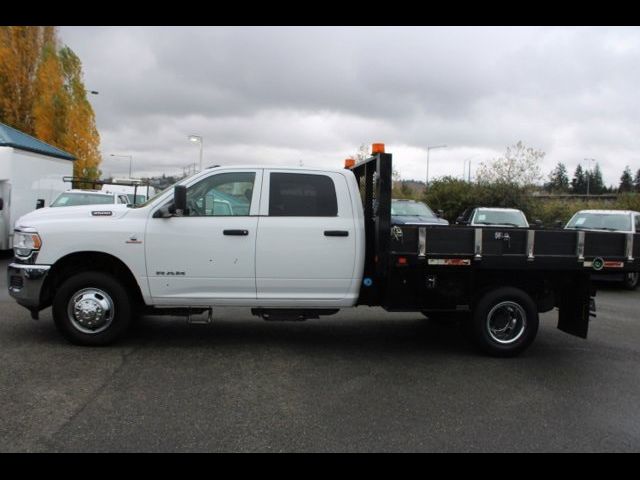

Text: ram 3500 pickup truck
xmin=7 ymin=145 xmax=640 ymax=356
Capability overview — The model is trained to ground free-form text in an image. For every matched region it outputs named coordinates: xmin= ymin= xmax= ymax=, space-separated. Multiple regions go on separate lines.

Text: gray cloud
xmin=59 ymin=26 xmax=640 ymax=185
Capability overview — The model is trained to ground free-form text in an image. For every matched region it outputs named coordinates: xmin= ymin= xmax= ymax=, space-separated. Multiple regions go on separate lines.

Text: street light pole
xmin=188 ymin=135 xmax=204 ymax=172
xmin=110 ymin=154 xmax=133 ymax=178
xmin=585 ymin=158 xmax=595 ymax=196
xmin=426 ymin=144 xmax=447 ymax=190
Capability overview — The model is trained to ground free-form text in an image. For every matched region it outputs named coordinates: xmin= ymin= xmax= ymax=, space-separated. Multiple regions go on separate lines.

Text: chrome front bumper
xmin=7 ymin=263 xmax=51 ymax=310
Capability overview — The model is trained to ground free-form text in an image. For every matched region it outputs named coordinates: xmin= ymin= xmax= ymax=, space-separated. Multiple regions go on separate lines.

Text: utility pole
xmin=585 ymin=158 xmax=596 ymax=196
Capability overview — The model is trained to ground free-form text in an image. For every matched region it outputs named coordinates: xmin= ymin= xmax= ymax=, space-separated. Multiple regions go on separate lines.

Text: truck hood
xmin=391 ymin=215 xmax=449 ymax=226
xmin=15 ymin=204 xmax=130 ymax=229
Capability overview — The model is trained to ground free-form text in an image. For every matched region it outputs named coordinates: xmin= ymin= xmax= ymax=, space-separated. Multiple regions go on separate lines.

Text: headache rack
xmin=347 ymin=145 xmax=392 ymax=305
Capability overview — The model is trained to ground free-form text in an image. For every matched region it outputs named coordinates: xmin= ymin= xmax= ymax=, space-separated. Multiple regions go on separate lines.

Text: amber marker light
xmin=371 ymin=143 xmax=385 ymax=154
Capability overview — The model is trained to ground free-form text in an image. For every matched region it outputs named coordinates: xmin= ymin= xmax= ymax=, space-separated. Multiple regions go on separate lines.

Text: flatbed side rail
xmin=390 ymin=225 xmax=640 ymax=272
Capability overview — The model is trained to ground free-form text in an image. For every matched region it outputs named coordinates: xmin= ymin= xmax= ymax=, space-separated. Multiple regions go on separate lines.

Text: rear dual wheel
xmin=468 ymin=287 xmax=539 ymax=357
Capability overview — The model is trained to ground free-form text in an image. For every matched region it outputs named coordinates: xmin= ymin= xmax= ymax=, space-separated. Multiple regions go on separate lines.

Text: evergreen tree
xmin=634 ymin=169 xmax=640 ymax=193
xmin=619 ymin=166 xmax=634 ymax=193
xmin=571 ymin=164 xmax=586 ymax=194
xmin=586 ymin=163 xmax=605 ymax=194
xmin=546 ymin=162 xmax=570 ymax=192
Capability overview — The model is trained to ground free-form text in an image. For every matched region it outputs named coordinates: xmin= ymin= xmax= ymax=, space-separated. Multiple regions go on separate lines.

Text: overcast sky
xmin=59 ymin=26 xmax=640 ymax=185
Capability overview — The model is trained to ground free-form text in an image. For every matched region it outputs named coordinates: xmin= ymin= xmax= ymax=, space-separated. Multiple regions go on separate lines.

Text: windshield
xmin=126 ymin=193 xmax=147 ymax=205
xmin=51 ymin=192 xmax=114 ymax=207
xmin=565 ymin=212 xmax=631 ymax=231
xmin=473 ymin=210 xmax=528 ymax=227
xmin=391 ymin=201 xmax=436 ymax=217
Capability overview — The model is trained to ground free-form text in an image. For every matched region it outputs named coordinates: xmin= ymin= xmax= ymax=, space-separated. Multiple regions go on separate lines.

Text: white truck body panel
xmin=256 ymin=169 xmax=360 ymax=304
xmin=16 ymin=166 xmax=366 ymax=309
xmin=0 ymin=146 xmax=72 ymax=249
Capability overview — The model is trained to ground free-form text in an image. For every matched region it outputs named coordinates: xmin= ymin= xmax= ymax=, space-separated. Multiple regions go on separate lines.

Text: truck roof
xmin=575 ymin=209 xmax=639 ymax=215
xmin=476 ymin=207 xmax=524 ymax=212
xmin=207 ymin=165 xmax=350 ymax=174
xmin=64 ymin=189 xmax=114 ymax=195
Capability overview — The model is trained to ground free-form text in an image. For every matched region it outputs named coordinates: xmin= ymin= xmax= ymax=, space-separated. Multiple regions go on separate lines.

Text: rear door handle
xmin=223 ymin=229 xmax=249 ymax=236
xmin=324 ymin=230 xmax=349 ymax=237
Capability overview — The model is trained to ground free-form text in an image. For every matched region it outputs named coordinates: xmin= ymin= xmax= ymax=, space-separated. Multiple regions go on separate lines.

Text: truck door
xmin=255 ymin=170 xmax=357 ymax=302
xmin=145 ymin=170 xmax=262 ymax=304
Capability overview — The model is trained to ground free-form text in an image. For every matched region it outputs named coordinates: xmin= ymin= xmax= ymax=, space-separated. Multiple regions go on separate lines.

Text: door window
xmin=269 ymin=173 xmax=337 ymax=216
xmin=186 ymin=172 xmax=255 ymax=216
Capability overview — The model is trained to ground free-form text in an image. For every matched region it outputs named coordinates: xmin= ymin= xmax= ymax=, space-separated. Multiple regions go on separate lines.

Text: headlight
xmin=13 ymin=230 xmax=42 ymax=259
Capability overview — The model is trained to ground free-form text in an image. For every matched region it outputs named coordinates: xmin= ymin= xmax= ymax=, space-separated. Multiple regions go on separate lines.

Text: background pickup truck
xmin=7 ymin=145 xmax=640 ymax=356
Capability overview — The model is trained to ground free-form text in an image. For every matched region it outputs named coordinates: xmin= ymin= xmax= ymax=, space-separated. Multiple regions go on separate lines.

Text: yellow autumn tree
xmin=58 ymin=46 xmax=101 ymax=179
xmin=32 ymin=42 xmax=66 ymax=145
xmin=0 ymin=26 xmax=101 ymax=180
xmin=0 ymin=26 xmax=53 ymax=133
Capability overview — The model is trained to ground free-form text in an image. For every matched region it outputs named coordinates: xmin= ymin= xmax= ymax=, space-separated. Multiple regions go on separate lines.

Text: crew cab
xmin=8 ymin=145 xmax=640 ymax=356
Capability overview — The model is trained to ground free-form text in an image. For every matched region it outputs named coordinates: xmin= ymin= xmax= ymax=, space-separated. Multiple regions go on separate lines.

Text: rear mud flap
xmin=557 ymin=274 xmax=593 ymax=339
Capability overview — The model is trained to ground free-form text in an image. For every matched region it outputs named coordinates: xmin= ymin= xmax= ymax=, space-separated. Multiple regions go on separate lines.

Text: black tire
xmin=468 ymin=287 xmax=539 ymax=357
xmin=622 ymin=272 xmax=639 ymax=290
xmin=52 ymin=271 xmax=133 ymax=346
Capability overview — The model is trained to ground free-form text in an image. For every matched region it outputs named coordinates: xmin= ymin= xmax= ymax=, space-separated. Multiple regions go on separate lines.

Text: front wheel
xmin=52 ymin=271 xmax=133 ymax=345
xmin=468 ymin=287 xmax=539 ymax=357
xmin=623 ymin=272 xmax=639 ymax=290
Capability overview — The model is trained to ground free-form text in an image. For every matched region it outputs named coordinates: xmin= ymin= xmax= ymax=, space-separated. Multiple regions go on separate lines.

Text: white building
xmin=0 ymin=122 xmax=75 ymax=249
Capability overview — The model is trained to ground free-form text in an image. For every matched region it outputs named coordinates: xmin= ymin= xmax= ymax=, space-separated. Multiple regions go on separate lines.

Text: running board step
xmin=251 ymin=309 xmax=339 ymax=321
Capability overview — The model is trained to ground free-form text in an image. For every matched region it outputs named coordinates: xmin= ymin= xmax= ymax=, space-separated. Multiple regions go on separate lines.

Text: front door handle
xmin=223 ymin=229 xmax=249 ymax=236
xmin=324 ymin=230 xmax=349 ymax=237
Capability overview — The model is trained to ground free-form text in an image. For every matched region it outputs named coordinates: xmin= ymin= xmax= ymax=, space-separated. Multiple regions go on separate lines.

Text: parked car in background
xmin=390 ymin=199 xmax=449 ymax=226
xmin=565 ymin=209 xmax=640 ymax=289
xmin=50 ymin=189 xmax=130 ymax=207
xmin=456 ymin=207 xmax=530 ymax=228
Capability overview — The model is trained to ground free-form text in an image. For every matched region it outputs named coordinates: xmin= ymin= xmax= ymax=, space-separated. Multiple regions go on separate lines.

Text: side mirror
xmin=554 ymin=220 xmax=563 ymax=228
xmin=456 ymin=216 xmax=467 ymax=225
xmin=0 ymin=198 xmax=3 ymax=211
xmin=172 ymin=185 xmax=188 ymax=216
xmin=155 ymin=205 xmax=174 ymax=218
xmin=534 ymin=219 xmax=543 ymax=228
xmin=436 ymin=209 xmax=444 ymax=218
xmin=35 ymin=199 xmax=45 ymax=209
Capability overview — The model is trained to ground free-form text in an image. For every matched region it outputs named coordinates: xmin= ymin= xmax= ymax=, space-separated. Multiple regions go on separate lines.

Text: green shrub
xmin=424 ymin=177 xmax=531 ymax=223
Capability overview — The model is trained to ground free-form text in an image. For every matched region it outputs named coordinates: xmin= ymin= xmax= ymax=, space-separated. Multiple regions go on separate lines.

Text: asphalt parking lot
xmin=1 ymin=257 xmax=639 ymax=452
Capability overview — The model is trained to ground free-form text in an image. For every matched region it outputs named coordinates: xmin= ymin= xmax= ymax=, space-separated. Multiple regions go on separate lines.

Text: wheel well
xmin=42 ymin=251 xmax=145 ymax=309
xmin=472 ymin=271 xmax=555 ymax=313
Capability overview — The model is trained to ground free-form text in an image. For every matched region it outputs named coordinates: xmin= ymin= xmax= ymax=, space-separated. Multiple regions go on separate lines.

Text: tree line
xmin=384 ymin=141 xmax=640 ymax=226
xmin=0 ymin=26 xmax=101 ymax=179
xmin=544 ymin=162 xmax=640 ymax=194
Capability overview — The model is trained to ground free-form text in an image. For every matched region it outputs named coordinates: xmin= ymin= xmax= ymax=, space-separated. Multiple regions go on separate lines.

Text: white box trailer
xmin=0 ymin=123 xmax=75 ymax=250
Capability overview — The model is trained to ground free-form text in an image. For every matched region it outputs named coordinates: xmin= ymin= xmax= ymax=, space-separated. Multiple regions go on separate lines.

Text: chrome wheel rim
xmin=486 ymin=301 xmax=527 ymax=344
xmin=67 ymin=288 xmax=115 ymax=334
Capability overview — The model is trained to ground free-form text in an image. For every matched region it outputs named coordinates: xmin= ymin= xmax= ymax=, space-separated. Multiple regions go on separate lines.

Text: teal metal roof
xmin=0 ymin=122 xmax=75 ymax=161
